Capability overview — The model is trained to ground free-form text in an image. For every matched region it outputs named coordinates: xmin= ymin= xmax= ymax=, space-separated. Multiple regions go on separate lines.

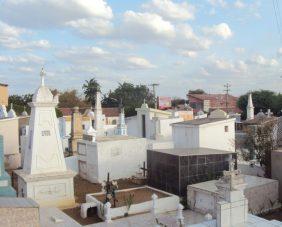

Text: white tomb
xmin=15 ymin=69 xmax=75 ymax=207
xmin=77 ymin=135 xmax=146 ymax=183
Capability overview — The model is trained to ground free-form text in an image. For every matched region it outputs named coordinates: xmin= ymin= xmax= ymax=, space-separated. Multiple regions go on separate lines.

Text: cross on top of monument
xmin=40 ymin=67 xmax=46 ymax=87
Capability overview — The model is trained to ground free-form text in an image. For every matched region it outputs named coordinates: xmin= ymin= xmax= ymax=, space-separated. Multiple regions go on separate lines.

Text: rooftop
xmin=95 ymin=135 xmax=142 ymax=142
xmin=150 ymin=147 xmax=235 ymax=156
xmin=172 ymin=117 xmax=232 ymax=126
xmin=188 ymin=175 xmax=277 ymax=193
xmin=0 ymin=198 xmax=39 ymax=208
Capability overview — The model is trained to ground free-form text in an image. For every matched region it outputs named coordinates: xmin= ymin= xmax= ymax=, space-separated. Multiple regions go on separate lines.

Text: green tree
xmin=105 ymin=82 xmax=154 ymax=116
xmin=244 ymin=120 xmax=276 ymax=178
xmin=171 ymin=98 xmax=186 ymax=108
xmin=82 ymin=78 xmax=101 ymax=106
xmin=54 ymin=89 xmax=87 ymax=108
xmin=188 ymin=89 xmax=206 ymax=94
xmin=8 ymin=94 xmax=33 ymax=115
xmin=237 ymin=90 xmax=280 ymax=119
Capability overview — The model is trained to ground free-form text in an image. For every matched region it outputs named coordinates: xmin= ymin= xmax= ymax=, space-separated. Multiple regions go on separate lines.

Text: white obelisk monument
xmin=15 ymin=69 xmax=75 ymax=207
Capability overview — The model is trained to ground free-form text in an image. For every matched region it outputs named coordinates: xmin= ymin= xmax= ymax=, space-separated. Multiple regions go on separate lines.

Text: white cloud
xmin=0 ymin=54 xmax=45 ymax=65
xmin=207 ymin=0 xmax=227 ymax=8
xmin=0 ymin=21 xmax=51 ymax=50
xmin=127 ymin=56 xmax=156 ymax=69
xmin=66 ymin=18 xmax=113 ymax=37
xmin=250 ymin=54 xmax=278 ymax=67
xmin=234 ymin=47 xmax=245 ymax=54
xmin=0 ymin=0 xmax=113 ymax=28
xmin=17 ymin=67 xmax=35 ymax=73
xmin=177 ymin=50 xmax=197 ymax=58
xmin=207 ymin=55 xmax=247 ymax=73
xmin=122 ymin=11 xmax=175 ymax=41
xmin=203 ymin=23 xmax=233 ymax=39
xmin=142 ymin=0 xmax=195 ymax=21
xmin=234 ymin=0 xmax=245 ymax=9
xmin=277 ymin=48 xmax=282 ymax=56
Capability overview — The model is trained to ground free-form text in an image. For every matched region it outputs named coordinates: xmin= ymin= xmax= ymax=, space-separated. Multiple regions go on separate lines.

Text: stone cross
xmin=140 ymin=161 xmax=148 ymax=177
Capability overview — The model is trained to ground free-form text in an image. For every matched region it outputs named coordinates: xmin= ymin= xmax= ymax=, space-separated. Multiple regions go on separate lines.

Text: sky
xmin=0 ymin=0 xmax=282 ymax=98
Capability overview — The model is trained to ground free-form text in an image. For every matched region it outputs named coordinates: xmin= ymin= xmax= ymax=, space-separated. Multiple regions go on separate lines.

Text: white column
xmin=176 ymin=203 xmax=184 ymax=226
xmin=104 ymin=202 xmax=112 ymax=223
xmin=151 ymin=193 xmax=158 ymax=217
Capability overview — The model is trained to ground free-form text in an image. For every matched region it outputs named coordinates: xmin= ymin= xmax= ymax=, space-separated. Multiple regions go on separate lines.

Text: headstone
xmin=247 ymin=93 xmax=254 ymax=120
xmin=14 ymin=68 xmax=75 ymax=207
xmin=116 ymin=107 xmax=127 ymax=136
xmin=0 ymin=105 xmax=8 ymax=119
xmin=70 ymin=106 xmax=83 ymax=154
xmin=95 ymin=92 xmax=105 ymax=136
xmin=215 ymin=166 xmax=248 ymax=227
xmin=0 ymin=135 xmax=16 ymax=196
xmin=8 ymin=103 xmax=17 ymax=118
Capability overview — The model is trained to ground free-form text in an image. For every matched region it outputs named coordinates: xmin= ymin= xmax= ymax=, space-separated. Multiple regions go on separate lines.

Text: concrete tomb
xmin=14 ymin=69 xmax=75 ymax=207
xmin=147 ymin=147 xmax=235 ymax=196
xmin=0 ymin=135 xmax=16 ymax=196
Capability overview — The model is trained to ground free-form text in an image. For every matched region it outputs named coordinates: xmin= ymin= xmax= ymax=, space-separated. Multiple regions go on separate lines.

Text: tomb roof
xmin=150 ymin=147 xmax=235 ymax=156
xmin=172 ymin=117 xmax=234 ymax=126
xmin=95 ymin=135 xmax=141 ymax=142
xmin=0 ymin=198 xmax=39 ymax=208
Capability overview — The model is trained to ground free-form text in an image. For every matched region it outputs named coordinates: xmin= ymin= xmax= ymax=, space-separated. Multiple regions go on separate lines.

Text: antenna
xmin=148 ymin=83 xmax=159 ymax=109
xmin=224 ymin=83 xmax=231 ymax=111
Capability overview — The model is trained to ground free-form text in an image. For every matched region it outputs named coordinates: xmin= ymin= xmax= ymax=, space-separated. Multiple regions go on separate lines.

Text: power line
xmin=224 ymin=83 xmax=231 ymax=111
xmin=273 ymin=0 xmax=282 ymax=42
xmin=148 ymin=83 xmax=159 ymax=109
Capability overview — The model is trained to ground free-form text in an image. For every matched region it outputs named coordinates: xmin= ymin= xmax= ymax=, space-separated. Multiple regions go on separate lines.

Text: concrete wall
xmin=199 ymin=119 xmax=235 ymax=152
xmin=0 ymin=118 xmax=21 ymax=169
xmin=78 ymin=137 xmax=147 ymax=183
xmin=272 ymin=148 xmax=282 ymax=200
xmin=0 ymin=207 xmax=40 ymax=227
xmin=173 ymin=126 xmax=200 ymax=149
xmin=173 ymin=119 xmax=235 ymax=152
xmin=0 ymin=85 xmax=8 ymax=106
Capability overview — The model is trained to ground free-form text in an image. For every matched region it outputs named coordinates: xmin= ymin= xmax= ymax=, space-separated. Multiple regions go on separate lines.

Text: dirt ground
xmin=94 ymin=187 xmax=169 ymax=208
xmin=260 ymin=208 xmax=282 ymax=221
xmin=73 ymin=175 xmax=143 ymax=203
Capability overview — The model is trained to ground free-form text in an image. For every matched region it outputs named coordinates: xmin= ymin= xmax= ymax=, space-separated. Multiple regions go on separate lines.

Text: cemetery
xmin=1 ymin=70 xmax=282 ymax=226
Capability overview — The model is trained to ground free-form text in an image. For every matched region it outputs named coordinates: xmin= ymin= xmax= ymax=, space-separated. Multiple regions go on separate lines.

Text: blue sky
xmin=0 ymin=0 xmax=281 ymax=98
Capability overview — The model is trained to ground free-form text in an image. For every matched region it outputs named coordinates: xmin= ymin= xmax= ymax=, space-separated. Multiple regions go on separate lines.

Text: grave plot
xmin=86 ymin=186 xmax=179 ymax=220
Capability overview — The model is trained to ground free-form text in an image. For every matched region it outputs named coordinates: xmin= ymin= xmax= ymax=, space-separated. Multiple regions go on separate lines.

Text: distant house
xmin=0 ymin=83 xmax=8 ymax=106
xmin=187 ymin=93 xmax=240 ymax=113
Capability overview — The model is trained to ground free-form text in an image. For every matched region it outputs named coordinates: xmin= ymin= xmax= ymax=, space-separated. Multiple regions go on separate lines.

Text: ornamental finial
xmin=40 ymin=67 xmax=45 ymax=86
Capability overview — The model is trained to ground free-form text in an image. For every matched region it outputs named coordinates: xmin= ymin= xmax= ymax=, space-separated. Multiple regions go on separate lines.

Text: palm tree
xmin=82 ymin=78 xmax=101 ymax=106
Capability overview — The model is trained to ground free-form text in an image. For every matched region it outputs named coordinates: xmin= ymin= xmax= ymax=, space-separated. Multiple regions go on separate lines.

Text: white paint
xmin=15 ymin=70 xmax=75 ymax=207
xmin=126 ymin=102 xmax=183 ymax=140
xmin=86 ymin=186 xmax=180 ymax=220
xmin=173 ymin=118 xmax=235 ymax=152
xmin=78 ymin=136 xmax=147 ymax=183
xmin=247 ymin=93 xmax=254 ymax=120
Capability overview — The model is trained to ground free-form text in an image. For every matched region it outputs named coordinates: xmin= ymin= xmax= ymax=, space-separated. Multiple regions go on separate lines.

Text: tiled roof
xmin=59 ymin=107 xmax=120 ymax=117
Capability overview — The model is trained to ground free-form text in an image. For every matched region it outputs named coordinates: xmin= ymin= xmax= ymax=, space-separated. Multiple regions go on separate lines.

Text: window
xmin=224 ymin=126 xmax=229 ymax=132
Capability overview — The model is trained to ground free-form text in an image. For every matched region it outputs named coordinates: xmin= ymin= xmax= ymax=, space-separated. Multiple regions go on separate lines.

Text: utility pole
xmin=149 ymin=83 xmax=159 ymax=109
xmin=224 ymin=83 xmax=231 ymax=111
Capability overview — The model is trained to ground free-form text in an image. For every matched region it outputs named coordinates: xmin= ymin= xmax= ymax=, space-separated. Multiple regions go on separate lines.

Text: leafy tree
xmin=244 ymin=120 xmax=276 ymax=178
xmin=188 ymin=89 xmax=206 ymax=94
xmin=8 ymin=94 xmax=33 ymax=115
xmin=53 ymin=89 xmax=87 ymax=108
xmin=105 ymin=82 xmax=154 ymax=116
xmin=237 ymin=90 xmax=280 ymax=119
xmin=82 ymin=78 xmax=101 ymax=106
xmin=171 ymin=98 xmax=186 ymax=108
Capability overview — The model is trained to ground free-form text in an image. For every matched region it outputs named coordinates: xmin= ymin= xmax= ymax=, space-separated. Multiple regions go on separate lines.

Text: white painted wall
xmin=173 ymin=118 xmax=235 ymax=152
xmin=65 ymin=156 xmax=78 ymax=173
xmin=78 ymin=137 xmax=147 ymax=183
